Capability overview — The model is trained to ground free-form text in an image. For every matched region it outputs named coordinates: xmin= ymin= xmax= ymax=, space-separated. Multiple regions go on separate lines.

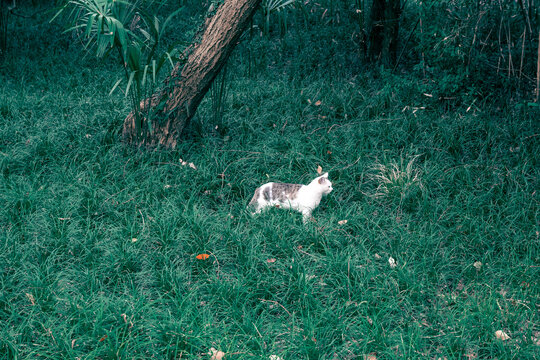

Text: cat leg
xmin=302 ymin=209 xmax=312 ymax=223
xmin=251 ymin=202 xmax=266 ymax=216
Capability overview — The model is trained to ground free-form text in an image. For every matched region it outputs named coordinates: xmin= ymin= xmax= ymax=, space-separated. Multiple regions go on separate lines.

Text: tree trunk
xmin=122 ymin=0 xmax=262 ymax=148
xmin=0 ymin=1 xmax=15 ymax=57
xmin=368 ymin=0 xmax=401 ymax=67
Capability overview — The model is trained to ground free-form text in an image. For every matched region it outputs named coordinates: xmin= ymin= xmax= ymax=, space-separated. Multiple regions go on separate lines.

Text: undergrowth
xmin=0 ymin=5 xmax=539 ymax=360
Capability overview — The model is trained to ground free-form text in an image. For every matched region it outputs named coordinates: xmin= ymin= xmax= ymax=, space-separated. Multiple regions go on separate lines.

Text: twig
xmin=154 ymin=161 xmax=184 ymax=169
xmin=536 ymin=30 xmax=540 ymax=102
xmin=217 ymin=150 xmax=262 ymax=154
xmin=338 ymin=156 xmax=362 ymax=171
xmin=393 ymin=18 xmax=420 ymax=73
xmin=258 ymin=298 xmax=292 ymax=317
xmin=519 ymin=27 xmax=526 ymax=79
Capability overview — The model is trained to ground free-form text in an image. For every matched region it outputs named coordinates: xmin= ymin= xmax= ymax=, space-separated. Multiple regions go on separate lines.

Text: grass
xmin=1 ymin=5 xmax=539 ymax=360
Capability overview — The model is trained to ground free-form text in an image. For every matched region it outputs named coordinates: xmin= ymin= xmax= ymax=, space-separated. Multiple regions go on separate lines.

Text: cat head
xmin=315 ymin=172 xmax=333 ymax=195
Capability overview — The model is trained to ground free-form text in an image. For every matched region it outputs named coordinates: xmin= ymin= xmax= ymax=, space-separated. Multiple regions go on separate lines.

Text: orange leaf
xmin=314 ymin=100 xmax=322 ymax=106
xmin=98 ymin=335 xmax=108 ymax=342
xmin=317 ymin=165 xmax=323 ymax=174
xmin=196 ymin=253 xmax=210 ymax=260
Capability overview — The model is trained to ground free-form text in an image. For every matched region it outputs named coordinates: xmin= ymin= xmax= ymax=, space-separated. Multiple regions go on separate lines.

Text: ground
xmin=0 ymin=5 xmax=538 ymax=359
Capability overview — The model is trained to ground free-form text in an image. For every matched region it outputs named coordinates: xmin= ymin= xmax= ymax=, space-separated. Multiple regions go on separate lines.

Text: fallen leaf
xmin=327 ymin=150 xmax=332 ymax=154
xmin=98 ymin=335 xmax=108 ymax=342
xmin=374 ymin=253 xmax=382 ymax=260
xmin=338 ymin=220 xmax=348 ymax=225
xmin=131 ymin=238 xmax=137 ymax=243
xmin=363 ymin=353 xmax=377 ymax=360
xmin=188 ymin=162 xmax=197 ymax=170
xmin=317 ymin=165 xmax=323 ymax=174
xmin=388 ymin=257 xmax=397 ymax=268
xmin=495 ymin=330 xmax=510 ymax=340
xmin=121 ymin=313 xmax=127 ymax=323
xmin=314 ymin=100 xmax=322 ymax=106
xmin=25 ymin=293 xmax=35 ymax=306
xmin=269 ymin=356 xmax=284 ymax=360
xmin=208 ymin=347 xmax=225 ymax=360
xmin=196 ymin=254 xmax=210 ymax=260
xmin=267 ymin=258 xmax=276 ymax=263
xmin=473 ymin=261 xmax=482 ymax=270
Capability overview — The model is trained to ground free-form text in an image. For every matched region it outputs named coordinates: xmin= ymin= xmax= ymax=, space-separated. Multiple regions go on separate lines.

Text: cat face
xmin=317 ymin=173 xmax=333 ymax=194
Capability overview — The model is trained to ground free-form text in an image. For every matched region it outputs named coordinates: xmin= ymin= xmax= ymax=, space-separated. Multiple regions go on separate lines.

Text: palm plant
xmin=52 ymin=0 xmax=183 ymax=141
xmin=261 ymin=0 xmax=296 ymax=36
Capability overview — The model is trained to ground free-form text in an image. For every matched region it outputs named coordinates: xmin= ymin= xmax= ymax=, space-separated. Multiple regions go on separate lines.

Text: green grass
xmin=1 ymin=6 xmax=539 ymax=360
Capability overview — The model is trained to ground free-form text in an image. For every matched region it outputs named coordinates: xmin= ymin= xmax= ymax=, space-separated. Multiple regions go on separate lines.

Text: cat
xmin=248 ymin=173 xmax=333 ymax=223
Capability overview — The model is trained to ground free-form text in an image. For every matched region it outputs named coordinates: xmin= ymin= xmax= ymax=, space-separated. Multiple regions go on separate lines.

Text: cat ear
xmin=323 ymin=172 xmax=328 ymax=178
xmin=318 ymin=176 xmax=326 ymax=184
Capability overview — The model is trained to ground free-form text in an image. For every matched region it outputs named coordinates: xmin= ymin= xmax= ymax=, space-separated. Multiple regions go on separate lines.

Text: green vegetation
xmin=1 ymin=1 xmax=539 ymax=359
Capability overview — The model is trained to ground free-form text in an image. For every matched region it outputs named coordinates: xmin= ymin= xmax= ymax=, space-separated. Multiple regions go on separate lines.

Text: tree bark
xmin=368 ymin=0 xmax=401 ymax=67
xmin=123 ymin=0 xmax=262 ymax=148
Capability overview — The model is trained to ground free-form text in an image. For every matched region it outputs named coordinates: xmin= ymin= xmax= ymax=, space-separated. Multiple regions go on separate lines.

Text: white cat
xmin=248 ymin=173 xmax=333 ymax=222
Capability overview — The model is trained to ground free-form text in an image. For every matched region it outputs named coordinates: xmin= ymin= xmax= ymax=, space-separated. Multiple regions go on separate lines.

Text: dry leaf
xmin=188 ymin=162 xmax=197 ymax=170
xmin=314 ymin=100 xmax=322 ymax=106
xmin=208 ymin=347 xmax=225 ymax=360
xmin=25 ymin=293 xmax=35 ymax=306
xmin=269 ymin=356 xmax=284 ymax=360
xmin=388 ymin=257 xmax=397 ymax=268
xmin=317 ymin=165 xmax=323 ymax=174
xmin=338 ymin=220 xmax=348 ymax=225
xmin=473 ymin=261 xmax=482 ymax=270
xmin=196 ymin=254 xmax=210 ymax=260
xmin=131 ymin=238 xmax=137 ymax=243
xmin=267 ymin=258 xmax=276 ymax=263
xmin=98 ymin=335 xmax=108 ymax=342
xmin=363 ymin=353 xmax=377 ymax=360
xmin=495 ymin=330 xmax=510 ymax=340
xmin=374 ymin=253 xmax=382 ymax=260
